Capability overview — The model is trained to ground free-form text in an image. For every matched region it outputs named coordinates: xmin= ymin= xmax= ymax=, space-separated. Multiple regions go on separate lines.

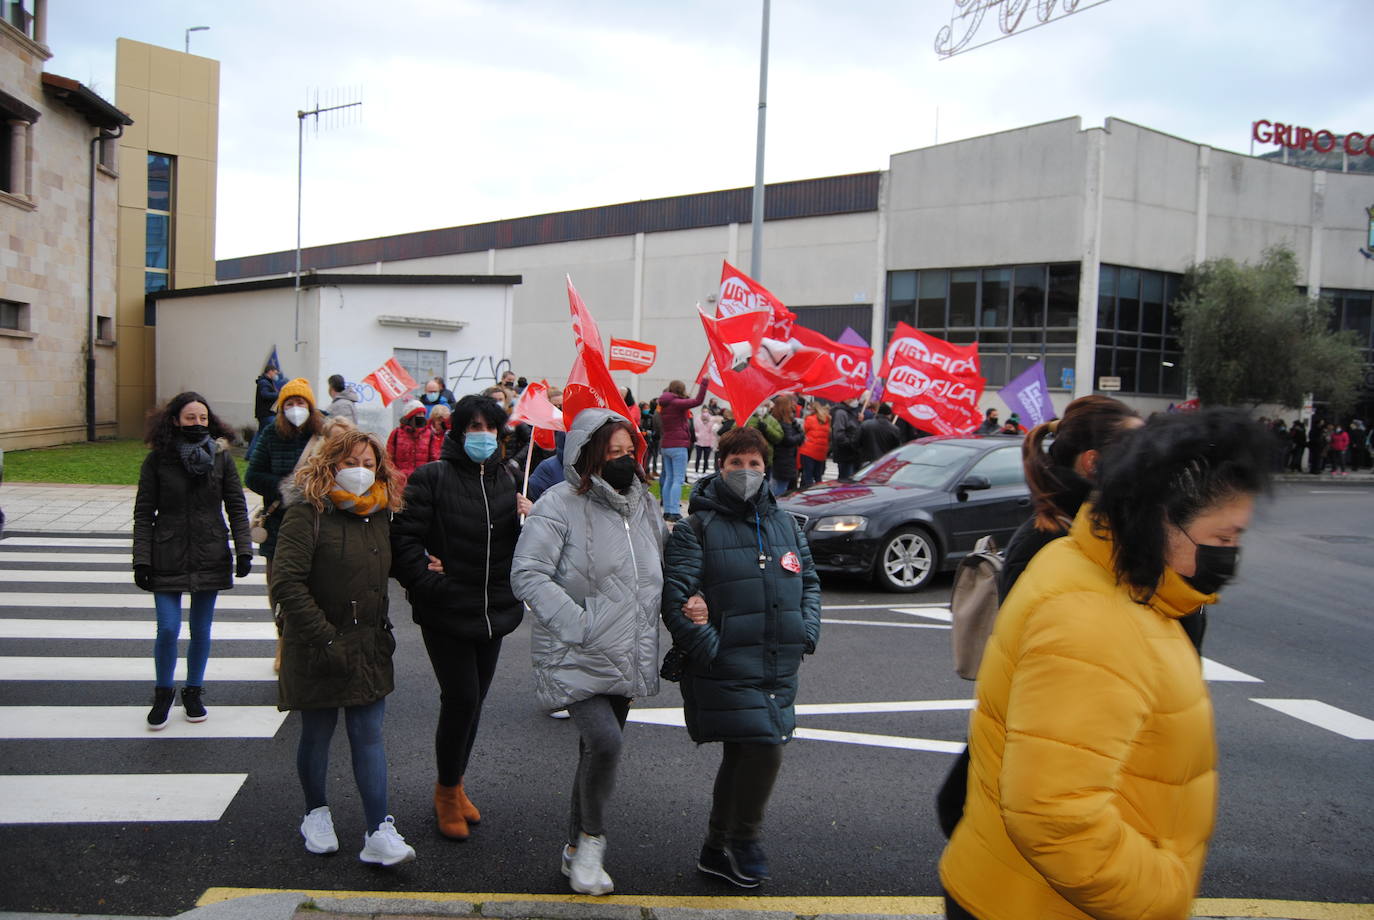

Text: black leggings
xmin=706 ymin=741 xmax=783 ymax=846
xmin=943 ymin=892 xmax=979 ymax=920
xmin=420 ymin=627 xmax=503 ymax=786
xmin=694 ymin=445 xmax=712 ymax=472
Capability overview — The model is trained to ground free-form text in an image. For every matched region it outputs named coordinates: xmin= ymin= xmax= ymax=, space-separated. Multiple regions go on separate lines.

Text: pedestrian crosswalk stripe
xmin=0 ymin=537 xmax=131 ymax=548
xmin=0 ymin=706 xmax=287 ymax=739
xmin=820 ymin=617 xmax=950 ymax=629
xmin=0 ymin=656 xmax=277 ymax=681
xmin=0 ymin=774 xmax=248 ymax=823
xmin=1202 ymin=658 xmax=1263 ymax=682
xmin=0 ymin=570 xmax=267 ymax=585
xmin=0 ymin=552 xmax=144 ymax=563
xmin=892 ymin=605 xmax=954 ymax=622
xmin=1251 ymin=699 xmax=1374 ymax=740
xmin=0 ymin=593 xmax=267 ymax=609
xmin=0 ymin=619 xmax=276 ymax=640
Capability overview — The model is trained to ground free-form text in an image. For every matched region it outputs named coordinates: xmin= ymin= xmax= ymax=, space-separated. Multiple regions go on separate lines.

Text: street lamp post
xmin=184 ymin=26 xmax=209 ymax=54
xmin=750 ymin=0 xmax=770 ymax=281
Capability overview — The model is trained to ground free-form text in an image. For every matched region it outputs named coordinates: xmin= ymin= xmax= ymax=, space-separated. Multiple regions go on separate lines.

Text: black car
xmin=779 ymin=436 xmax=1029 ymax=591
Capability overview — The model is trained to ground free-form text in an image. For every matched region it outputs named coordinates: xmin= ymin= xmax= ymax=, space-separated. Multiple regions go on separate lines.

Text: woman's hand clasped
xmin=683 ymin=594 xmax=708 ymax=625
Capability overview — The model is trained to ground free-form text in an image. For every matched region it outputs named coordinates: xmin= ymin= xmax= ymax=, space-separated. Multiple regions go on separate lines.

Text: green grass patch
xmin=3 ymin=438 xmax=249 ymax=485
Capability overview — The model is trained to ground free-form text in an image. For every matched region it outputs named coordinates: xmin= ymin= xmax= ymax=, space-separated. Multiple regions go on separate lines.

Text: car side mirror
xmin=957 ymin=474 xmax=992 ymax=496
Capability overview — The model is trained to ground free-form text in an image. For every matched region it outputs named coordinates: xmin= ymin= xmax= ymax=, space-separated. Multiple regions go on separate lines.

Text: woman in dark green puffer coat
xmin=661 ymin=426 xmax=822 ymax=890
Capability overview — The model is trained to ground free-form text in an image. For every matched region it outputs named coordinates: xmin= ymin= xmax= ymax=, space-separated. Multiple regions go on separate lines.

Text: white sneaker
xmin=549 ymin=709 xmax=572 ymax=720
xmin=359 ymin=815 xmax=416 ymax=867
xmin=300 ymin=806 xmax=338 ymax=855
xmin=568 ymin=832 xmax=613 ymax=895
xmin=561 ymin=843 xmax=575 ymax=877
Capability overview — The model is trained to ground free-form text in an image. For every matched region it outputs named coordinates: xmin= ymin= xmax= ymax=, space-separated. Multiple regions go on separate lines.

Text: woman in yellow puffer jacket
xmin=940 ymin=409 xmax=1271 ymax=920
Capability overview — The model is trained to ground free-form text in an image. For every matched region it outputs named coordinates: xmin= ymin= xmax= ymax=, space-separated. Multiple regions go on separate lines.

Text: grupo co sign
xmin=1252 ymin=120 xmax=1374 ymax=157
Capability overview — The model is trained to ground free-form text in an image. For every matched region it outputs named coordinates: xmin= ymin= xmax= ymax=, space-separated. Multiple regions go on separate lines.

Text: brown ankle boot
xmin=457 ymin=777 xmax=481 ymax=825
xmin=434 ymin=782 xmax=469 ymax=839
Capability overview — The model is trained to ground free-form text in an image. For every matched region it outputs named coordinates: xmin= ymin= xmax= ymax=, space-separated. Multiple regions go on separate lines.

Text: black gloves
xmin=235 ymin=555 xmax=253 ymax=578
xmin=133 ymin=565 xmax=153 ymax=591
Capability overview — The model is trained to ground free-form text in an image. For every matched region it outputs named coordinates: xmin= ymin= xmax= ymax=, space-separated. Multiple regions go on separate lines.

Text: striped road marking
xmin=0 ymin=552 xmax=137 ymax=563
xmin=1252 ymin=699 xmax=1374 ymax=740
xmin=0 ymin=537 xmax=131 ymax=548
xmin=0 ymin=619 xmax=276 ymax=640
xmin=820 ymin=618 xmax=949 ymax=629
xmin=1202 ymin=658 xmax=1263 ymax=682
xmin=0 ymin=657 xmax=276 ymax=681
xmin=894 ymin=605 xmax=954 ymax=622
xmin=0 ymin=570 xmax=267 ymax=585
xmin=0 ymin=593 xmax=267 ymax=609
xmin=0 ymin=774 xmax=247 ymax=823
xmin=0 ymin=706 xmax=287 ymax=739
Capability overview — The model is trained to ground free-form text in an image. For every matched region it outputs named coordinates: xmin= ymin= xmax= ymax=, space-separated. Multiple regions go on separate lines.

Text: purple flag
xmin=837 ymin=327 xmax=881 ymax=398
xmin=999 ymin=361 xmax=1057 ymax=428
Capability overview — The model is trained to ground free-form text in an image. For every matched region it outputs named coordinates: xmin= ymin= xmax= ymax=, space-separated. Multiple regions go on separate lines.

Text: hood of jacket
xmin=561 ymin=408 xmax=631 ymax=487
xmin=331 ymin=388 xmax=360 ymax=404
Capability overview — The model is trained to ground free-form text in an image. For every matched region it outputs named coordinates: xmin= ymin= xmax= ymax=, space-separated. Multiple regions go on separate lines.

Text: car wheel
xmin=874 ymin=527 xmax=939 ymax=592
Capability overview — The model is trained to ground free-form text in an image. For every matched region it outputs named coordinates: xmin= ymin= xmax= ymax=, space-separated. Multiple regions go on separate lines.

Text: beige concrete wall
xmin=114 ymin=38 xmax=219 ymax=436
xmin=0 ymin=24 xmax=120 ymax=451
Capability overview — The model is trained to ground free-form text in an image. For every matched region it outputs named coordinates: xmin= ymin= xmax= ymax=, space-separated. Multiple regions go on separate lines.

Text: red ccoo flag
xmin=361 ymin=357 xmax=418 ymax=407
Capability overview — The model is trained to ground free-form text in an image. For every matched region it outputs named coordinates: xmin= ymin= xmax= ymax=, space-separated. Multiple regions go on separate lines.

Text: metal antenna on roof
xmin=294 ymin=86 xmax=363 ymax=351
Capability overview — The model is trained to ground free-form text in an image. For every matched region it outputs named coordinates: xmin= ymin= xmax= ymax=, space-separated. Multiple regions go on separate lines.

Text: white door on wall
xmin=393 ymin=348 xmax=446 ymax=417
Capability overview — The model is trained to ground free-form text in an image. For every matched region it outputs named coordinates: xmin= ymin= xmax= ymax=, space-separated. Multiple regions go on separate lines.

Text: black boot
xmin=181 ymin=686 xmax=208 ymax=723
xmin=147 ymin=686 xmax=175 ymax=730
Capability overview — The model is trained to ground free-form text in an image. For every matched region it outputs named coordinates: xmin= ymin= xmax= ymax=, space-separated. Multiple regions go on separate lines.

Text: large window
xmin=1324 ymin=288 xmax=1374 ymax=394
xmin=887 ymin=263 xmax=1080 ymax=389
xmin=145 ymin=153 xmax=173 ymax=301
xmin=1093 ymin=264 xmax=1184 ymax=396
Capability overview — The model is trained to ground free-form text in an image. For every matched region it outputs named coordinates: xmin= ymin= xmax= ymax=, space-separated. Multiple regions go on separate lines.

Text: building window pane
xmin=980 ymin=352 xmax=1008 ymax=387
xmin=1043 ymin=354 xmax=1075 ymax=390
xmin=1 ymin=298 xmax=28 ymax=330
xmin=889 ymin=270 xmax=916 ymax=302
xmin=917 ymin=269 xmax=948 ymax=329
xmin=888 ymin=301 xmax=915 ymax=332
xmin=949 ymin=270 xmax=977 ymax=327
xmin=1141 ymin=271 xmax=1164 ymax=334
xmin=1046 ymin=329 xmax=1078 ymax=344
xmin=1136 ymin=352 xmax=1162 ymax=394
xmin=1343 ymin=293 xmax=1372 ymax=348
xmin=1047 ymin=263 xmax=1079 ymax=327
xmin=980 ymin=268 xmax=1010 ymax=328
xmin=1117 ymin=268 xmax=1140 ymax=332
xmin=1094 ymin=349 xmax=1113 ymax=384
xmin=1012 ymin=265 xmax=1045 ymax=328
xmin=1115 ymin=349 xmax=1138 ymax=392
xmin=146 ymin=214 xmax=169 ymax=268
xmin=1161 ymin=355 xmax=1185 ymax=396
xmin=145 ymin=271 xmax=169 ymax=293
xmin=148 ymin=154 xmax=172 ymax=211
xmin=1098 ymin=265 xmax=1116 ymax=329
xmin=980 ymin=330 xmax=1009 ymax=344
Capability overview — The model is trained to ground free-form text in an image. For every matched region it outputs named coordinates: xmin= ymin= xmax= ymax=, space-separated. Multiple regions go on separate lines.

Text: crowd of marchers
xmin=125 ymin=358 xmax=1277 ymax=919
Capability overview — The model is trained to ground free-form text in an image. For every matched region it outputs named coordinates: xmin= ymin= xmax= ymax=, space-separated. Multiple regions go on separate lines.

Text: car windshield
xmin=853 ymin=442 xmax=977 ymax=489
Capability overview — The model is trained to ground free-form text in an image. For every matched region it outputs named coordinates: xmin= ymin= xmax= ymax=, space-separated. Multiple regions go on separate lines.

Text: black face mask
xmin=601 ymin=455 xmax=638 ymax=492
xmin=1181 ymin=537 xmax=1240 ymax=595
xmin=179 ymin=424 xmax=210 ymax=441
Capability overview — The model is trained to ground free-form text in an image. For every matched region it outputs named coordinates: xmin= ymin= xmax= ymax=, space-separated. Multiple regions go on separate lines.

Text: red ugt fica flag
xmin=361 ymin=358 xmax=418 ymax=407
xmin=561 ymin=276 xmax=646 ymax=459
xmin=698 ymin=262 xmax=835 ymax=420
xmin=879 ymin=322 xmax=985 ymax=435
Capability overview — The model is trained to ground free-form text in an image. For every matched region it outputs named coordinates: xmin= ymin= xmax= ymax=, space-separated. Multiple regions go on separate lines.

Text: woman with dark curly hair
xmin=132 ymin=392 xmax=252 ymax=730
xmin=940 ymin=409 xmax=1271 ymax=920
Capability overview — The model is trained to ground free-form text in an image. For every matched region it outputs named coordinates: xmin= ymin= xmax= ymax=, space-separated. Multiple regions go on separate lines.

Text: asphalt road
xmin=0 ymin=483 xmax=1370 ymax=915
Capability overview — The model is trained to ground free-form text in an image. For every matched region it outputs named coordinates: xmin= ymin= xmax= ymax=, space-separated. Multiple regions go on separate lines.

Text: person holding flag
xmin=657 ymin=378 xmax=709 ymax=522
xmin=389 ymin=394 xmax=533 ymax=843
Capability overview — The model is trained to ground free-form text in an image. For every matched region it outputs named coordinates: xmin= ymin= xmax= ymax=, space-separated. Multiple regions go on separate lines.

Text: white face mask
xmin=335 ymin=466 xmax=375 ymax=496
xmin=283 ymin=405 xmax=309 ymax=427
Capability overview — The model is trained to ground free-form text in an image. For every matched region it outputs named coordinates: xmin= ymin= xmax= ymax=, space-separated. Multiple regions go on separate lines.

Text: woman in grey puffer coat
xmin=511 ymin=408 xmax=666 ymax=897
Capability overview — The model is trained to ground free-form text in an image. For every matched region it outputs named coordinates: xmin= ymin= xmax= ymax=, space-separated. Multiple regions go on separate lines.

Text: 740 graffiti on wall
xmin=449 ymin=355 xmax=512 ymax=385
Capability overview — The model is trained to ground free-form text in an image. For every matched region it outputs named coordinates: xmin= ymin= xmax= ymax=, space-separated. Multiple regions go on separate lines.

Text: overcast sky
xmin=45 ymin=0 xmax=1374 ymax=261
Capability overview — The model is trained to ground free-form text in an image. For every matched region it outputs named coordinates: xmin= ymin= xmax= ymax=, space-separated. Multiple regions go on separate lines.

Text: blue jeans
xmin=661 ymin=447 xmax=688 ymax=516
xmin=298 ymin=698 xmax=389 ymax=829
xmin=154 ymin=590 xmax=218 ymax=687
xmin=770 ymin=476 xmax=790 ymax=497
xmin=800 ymin=455 xmax=825 ymax=488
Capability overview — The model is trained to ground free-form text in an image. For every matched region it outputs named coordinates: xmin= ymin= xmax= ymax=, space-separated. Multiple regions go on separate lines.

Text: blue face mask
xmin=464 ymin=431 xmax=498 ymax=463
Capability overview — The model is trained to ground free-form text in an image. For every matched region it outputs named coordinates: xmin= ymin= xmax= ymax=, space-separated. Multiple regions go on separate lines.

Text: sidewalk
xmin=2 ymin=889 xmax=1369 ymax=920
xmin=2 ymin=471 xmax=1371 ymax=537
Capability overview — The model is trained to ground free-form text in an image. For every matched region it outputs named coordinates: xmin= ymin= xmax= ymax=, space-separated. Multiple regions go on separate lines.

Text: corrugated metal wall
xmin=217 ymin=172 xmax=880 ymax=281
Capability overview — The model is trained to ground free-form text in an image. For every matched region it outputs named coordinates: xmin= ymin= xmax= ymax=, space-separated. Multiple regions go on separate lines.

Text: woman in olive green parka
xmin=270 ymin=426 xmax=415 ymax=867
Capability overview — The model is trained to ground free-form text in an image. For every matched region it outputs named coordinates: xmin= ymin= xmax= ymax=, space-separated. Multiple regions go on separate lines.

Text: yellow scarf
xmin=327 ymin=480 xmax=389 ymax=516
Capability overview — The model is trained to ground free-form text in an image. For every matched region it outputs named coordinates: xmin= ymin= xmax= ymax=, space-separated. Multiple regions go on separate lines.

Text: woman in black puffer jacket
xmin=661 ymin=426 xmax=822 ymax=889
xmin=390 ymin=394 xmax=532 ymax=842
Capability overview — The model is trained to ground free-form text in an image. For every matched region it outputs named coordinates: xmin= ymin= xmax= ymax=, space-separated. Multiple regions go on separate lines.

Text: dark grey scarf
xmin=177 ymin=436 xmax=215 ymax=476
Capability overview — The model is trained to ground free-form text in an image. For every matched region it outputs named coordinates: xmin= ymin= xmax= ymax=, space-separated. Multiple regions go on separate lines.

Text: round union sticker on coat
xmin=780 ymin=551 xmax=801 ymax=573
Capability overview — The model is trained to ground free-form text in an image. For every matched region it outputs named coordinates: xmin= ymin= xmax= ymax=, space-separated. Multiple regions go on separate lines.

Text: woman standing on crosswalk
xmin=271 ymin=425 xmax=415 ymax=867
xmin=132 ymin=391 xmax=253 ymax=730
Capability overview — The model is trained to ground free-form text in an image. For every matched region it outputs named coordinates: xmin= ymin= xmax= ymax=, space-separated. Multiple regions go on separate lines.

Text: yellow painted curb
xmin=199 ymin=888 xmax=1373 ymax=919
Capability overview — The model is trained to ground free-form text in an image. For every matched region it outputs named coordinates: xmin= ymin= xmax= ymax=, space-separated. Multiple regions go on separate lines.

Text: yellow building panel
xmin=146 ymin=91 xmax=180 ymax=155
xmin=176 ymin=155 xmax=208 ymax=218
xmin=114 ymin=324 xmax=146 ymax=383
xmin=148 ymin=45 xmax=181 ymax=94
xmin=118 ymin=383 xmax=152 ymax=437
xmin=179 ymin=54 xmax=214 ymax=103
xmin=116 ymin=145 xmax=148 ymax=209
xmin=175 ymin=217 xmax=206 ymax=274
xmin=177 ymin=98 xmax=210 ymax=161
xmin=116 ymin=207 xmax=146 ymax=270
xmin=115 ymin=86 xmax=149 ymax=149
xmin=116 ymin=267 xmax=147 ymax=325
xmin=115 ymin=38 xmax=151 ymax=89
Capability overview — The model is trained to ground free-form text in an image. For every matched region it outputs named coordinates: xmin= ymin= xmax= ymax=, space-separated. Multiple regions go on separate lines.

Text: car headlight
xmin=814 ymin=515 xmax=868 ymax=533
